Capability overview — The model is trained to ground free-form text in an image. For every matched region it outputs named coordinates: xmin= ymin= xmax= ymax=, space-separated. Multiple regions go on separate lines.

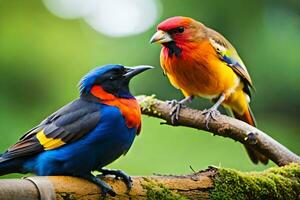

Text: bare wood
xmin=137 ymin=95 xmax=300 ymax=166
xmin=0 ymin=179 xmax=40 ymax=200
xmin=0 ymin=169 xmax=216 ymax=200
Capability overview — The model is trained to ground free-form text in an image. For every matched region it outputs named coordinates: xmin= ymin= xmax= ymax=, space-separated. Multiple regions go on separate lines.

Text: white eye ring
xmin=109 ymin=76 xmax=114 ymax=80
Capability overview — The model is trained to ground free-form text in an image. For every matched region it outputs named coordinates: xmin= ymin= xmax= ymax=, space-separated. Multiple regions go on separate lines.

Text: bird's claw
xmin=167 ymin=97 xmax=193 ymax=124
xmin=76 ymin=174 xmax=116 ymax=199
xmin=100 ymin=184 xmax=116 ymax=199
xmin=114 ymin=171 xmax=132 ymax=191
xmin=170 ymin=103 xmax=181 ymax=124
xmin=169 ymin=102 xmax=181 ymax=124
xmin=166 ymin=99 xmax=188 ymax=124
xmin=166 ymin=99 xmax=178 ymax=107
xmin=202 ymin=108 xmax=220 ymax=129
xmin=99 ymin=169 xmax=133 ymax=191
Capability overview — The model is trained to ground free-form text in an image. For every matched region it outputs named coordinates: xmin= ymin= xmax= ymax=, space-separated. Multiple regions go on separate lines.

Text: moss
xmin=142 ymin=178 xmax=187 ymax=200
xmin=139 ymin=94 xmax=155 ymax=110
xmin=139 ymin=95 xmax=162 ymax=116
xmin=210 ymin=163 xmax=300 ymax=200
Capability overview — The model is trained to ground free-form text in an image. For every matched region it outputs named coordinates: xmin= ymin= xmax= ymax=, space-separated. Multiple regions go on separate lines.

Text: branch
xmin=0 ymin=164 xmax=299 ymax=199
xmin=137 ymin=95 xmax=300 ymax=166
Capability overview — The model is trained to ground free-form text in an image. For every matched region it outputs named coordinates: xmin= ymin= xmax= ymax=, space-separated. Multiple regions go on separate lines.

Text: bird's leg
xmin=167 ymin=95 xmax=194 ymax=124
xmin=202 ymin=93 xmax=225 ymax=129
xmin=75 ymin=173 xmax=116 ymax=199
xmin=98 ymin=168 xmax=133 ymax=191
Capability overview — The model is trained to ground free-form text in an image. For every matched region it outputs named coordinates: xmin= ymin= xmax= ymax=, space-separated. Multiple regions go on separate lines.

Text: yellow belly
xmin=160 ymin=39 xmax=250 ymax=116
xmin=161 ymin=42 xmax=239 ymax=99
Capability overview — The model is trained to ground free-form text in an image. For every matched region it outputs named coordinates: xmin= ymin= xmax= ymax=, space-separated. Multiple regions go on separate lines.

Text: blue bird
xmin=0 ymin=64 xmax=153 ymax=197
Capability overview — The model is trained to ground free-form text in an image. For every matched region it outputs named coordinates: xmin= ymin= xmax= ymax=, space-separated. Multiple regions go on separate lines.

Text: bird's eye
xmin=109 ymin=76 xmax=114 ymax=80
xmin=112 ymin=68 xmax=124 ymax=75
xmin=178 ymin=27 xmax=184 ymax=33
xmin=168 ymin=27 xmax=185 ymax=35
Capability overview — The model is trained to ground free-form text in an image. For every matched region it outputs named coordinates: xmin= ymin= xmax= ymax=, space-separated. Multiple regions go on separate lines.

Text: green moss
xmin=210 ymin=163 xmax=300 ymax=200
xmin=142 ymin=178 xmax=187 ymax=200
xmin=139 ymin=95 xmax=155 ymax=110
xmin=139 ymin=95 xmax=162 ymax=116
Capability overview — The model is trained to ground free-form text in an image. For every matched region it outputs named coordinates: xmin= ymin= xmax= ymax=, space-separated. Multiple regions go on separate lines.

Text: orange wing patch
xmin=36 ymin=130 xmax=66 ymax=150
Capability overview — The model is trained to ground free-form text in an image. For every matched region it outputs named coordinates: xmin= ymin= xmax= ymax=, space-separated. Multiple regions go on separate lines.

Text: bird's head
xmin=150 ymin=16 xmax=206 ymax=47
xmin=79 ymin=64 xmax=153 ymax=99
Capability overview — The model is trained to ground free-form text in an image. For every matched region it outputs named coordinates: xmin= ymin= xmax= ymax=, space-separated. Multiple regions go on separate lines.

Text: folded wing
xmin=1 ymin=98 xmax=100 ymax=161
xmin=208 ymin=28 xmax=254 ymax=96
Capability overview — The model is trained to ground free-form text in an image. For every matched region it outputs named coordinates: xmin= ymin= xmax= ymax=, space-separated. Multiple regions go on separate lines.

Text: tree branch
xmin=137 ymin=95 xmax=300 ymax=166
xmin=0 ymin=164 xmax=299 ymax=199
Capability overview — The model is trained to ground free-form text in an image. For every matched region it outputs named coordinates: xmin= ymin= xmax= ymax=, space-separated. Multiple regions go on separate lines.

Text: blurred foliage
xmin=0 ymin=0 xmax=299 ymax=177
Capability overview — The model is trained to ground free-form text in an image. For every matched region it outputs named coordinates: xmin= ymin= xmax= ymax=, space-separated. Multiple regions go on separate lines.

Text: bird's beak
xmin=150 ymin=30 xmax=173 ymax=44
xmin=123 ymin=65 xmax=154 ymax=80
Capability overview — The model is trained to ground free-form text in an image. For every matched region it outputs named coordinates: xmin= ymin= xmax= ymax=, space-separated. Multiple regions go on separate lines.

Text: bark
xmin=0 ymin=169 xmax=215 ymax=200
xmin=136 ymin=95 xmax=300 ymax=166
xmin=0 ymin=164 xmax=299 ymax=200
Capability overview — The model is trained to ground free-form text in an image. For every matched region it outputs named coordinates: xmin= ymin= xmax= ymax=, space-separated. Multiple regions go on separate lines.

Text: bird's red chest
xmin=91 ymin=86 xmax=141 ymax=134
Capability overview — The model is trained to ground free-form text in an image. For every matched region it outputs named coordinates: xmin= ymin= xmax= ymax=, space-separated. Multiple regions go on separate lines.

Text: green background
xmin=0 ymin=0 xmax=299 ymax=178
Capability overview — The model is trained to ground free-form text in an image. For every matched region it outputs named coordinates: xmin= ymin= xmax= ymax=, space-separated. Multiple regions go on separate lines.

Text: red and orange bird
xmin=150 ymin=16 xmax=268 ymax=164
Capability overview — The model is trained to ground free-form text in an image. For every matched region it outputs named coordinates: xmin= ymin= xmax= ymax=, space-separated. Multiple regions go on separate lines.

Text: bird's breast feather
xmin=101 ymin=99 xmax=141 ymax=134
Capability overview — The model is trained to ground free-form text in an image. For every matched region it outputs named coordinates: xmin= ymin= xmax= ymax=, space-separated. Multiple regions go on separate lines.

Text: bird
xmin=150 ymin=16 xmax=268 ymax=165
xmin=0 ymin=64 xmax=153 ymax=197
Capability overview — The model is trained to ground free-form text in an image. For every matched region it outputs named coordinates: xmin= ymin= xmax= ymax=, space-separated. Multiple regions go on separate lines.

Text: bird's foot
xmin=99 ymin=169 xmax=133 ymax=191
xmin=166 ymin=100 xmax=183 ymax=124
xmin=166 ymin=99 xmax=178 ymax=107
xmin=166 ymin=96 xmax=193 ymax=124
xmin=77 ymin=174 xmax=116 ymax=199
xmin=202 ymin=108 xmax=220 ymax=129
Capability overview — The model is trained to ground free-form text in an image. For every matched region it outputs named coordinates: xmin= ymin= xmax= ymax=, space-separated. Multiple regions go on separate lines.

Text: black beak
xmin=123 ymin=65 xmax=154 ymax=80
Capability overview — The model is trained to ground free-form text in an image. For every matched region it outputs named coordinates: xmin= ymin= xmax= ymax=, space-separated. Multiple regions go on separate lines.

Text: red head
xmin=150 ymin=16 xmax=206 ymax=45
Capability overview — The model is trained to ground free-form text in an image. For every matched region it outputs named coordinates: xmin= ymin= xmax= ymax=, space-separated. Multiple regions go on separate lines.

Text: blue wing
xmin=1 ymin=96 xmax=100 ymax=161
